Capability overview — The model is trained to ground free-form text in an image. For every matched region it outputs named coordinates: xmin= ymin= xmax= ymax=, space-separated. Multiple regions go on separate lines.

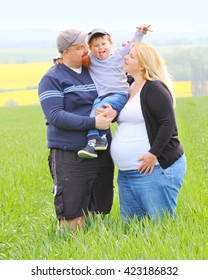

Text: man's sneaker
xmin=78 ymin=144 xmax=98 ymax=159
xmin=94 ymin=137 xmax=108 ymax=150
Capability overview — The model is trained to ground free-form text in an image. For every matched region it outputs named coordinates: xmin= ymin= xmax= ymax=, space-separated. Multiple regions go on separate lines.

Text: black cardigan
xmin=140 ymin=80 xmax=184 ymax=169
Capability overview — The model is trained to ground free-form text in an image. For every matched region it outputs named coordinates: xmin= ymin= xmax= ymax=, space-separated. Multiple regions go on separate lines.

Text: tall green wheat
xmin=0 ymin=97 xmax=207 ymax=260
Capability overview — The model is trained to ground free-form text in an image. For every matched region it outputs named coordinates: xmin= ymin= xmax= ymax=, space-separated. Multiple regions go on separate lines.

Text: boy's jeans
xmin=88 ymin=93 xmax=128 ymax=140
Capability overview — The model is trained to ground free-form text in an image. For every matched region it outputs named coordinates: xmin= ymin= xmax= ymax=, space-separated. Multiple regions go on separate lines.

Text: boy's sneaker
xmin=78 ymin=144 xmax=98 ymax=159
xmin=94 ymin=137 xmax=108 ymax=150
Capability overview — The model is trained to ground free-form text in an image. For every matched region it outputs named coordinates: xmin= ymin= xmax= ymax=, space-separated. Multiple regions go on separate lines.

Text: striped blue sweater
xmin=38 ymin=63 xmax=100 ymax=151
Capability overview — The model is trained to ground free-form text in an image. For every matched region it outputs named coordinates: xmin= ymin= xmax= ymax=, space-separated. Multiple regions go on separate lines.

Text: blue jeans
xmin=117 ymin=154 xmax=187 ymax=222
xmin=88 ymin=93 xmax=129 ymax=140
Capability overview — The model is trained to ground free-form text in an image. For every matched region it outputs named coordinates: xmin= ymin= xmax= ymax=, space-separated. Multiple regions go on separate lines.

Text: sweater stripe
xmin=39 ymin=90 xmax=63 ymax=102
xmin=39 ymin=84 xmax=96 ymax=102
xmin=63 ymin=84 xmax=96 ymax=94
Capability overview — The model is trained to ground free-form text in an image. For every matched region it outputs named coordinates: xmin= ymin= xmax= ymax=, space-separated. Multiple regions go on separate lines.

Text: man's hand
xmin=95 ymin=111 xmax=113 ymax=130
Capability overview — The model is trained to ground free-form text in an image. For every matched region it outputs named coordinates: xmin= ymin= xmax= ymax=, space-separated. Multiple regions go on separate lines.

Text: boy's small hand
xmin=55 ymin=58 xmax=63 ymax=65
xmin=137 ymin=24 xmax=153 ymax=33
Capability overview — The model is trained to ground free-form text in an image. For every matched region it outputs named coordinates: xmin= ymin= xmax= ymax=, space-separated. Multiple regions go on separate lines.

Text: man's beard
xmin=82 ymin=54 xmax=91 ymax=67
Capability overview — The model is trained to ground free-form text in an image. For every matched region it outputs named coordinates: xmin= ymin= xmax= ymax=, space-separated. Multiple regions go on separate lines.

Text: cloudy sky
xmin=1 ymin=0 xmax=207 ymax=32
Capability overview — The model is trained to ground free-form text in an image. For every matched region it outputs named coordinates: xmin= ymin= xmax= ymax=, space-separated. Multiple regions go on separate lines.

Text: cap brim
xmin=87 ymin=30 xmax=110 ymax=44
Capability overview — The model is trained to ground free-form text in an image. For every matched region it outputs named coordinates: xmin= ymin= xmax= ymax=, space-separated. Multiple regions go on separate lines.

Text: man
xmin=38 ymin=29 xmax=116 ymax=232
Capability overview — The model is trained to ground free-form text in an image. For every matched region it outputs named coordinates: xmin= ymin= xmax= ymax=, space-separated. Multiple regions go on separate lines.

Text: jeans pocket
xmin=159 ymin=165 xmax=173 ymax=180
xmin=53 ymin=185 xmax=64 ymax=214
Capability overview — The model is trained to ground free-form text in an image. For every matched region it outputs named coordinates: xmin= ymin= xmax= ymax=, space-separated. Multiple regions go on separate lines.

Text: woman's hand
xmin=96 ymin=103 xmax=117 ymax=119
xmin=137 ymin=152 xmax=157 ymax=175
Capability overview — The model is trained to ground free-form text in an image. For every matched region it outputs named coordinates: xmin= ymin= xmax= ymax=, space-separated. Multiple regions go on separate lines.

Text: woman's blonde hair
xmin=133 ymin=42 xmax=176 ymax=107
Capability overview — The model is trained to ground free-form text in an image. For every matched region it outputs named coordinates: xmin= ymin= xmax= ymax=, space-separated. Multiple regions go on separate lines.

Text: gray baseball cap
xmin=57 ymin=29 xmax=88 ymax=53
xmin=87 ymin=28 xmax=110 ymax=44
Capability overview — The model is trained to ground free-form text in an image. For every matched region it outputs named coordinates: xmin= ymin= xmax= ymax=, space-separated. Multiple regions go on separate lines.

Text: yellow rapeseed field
xmin=0 ymin=90 xmax=39 ymax=107
xmin=173 ymin=81 xmax=192 ymax=98
xmin=0 ymin=62 xmax=192 ymax=107
xmin=0 ymin=62 xmax=51 ymax=106
xmin=0 ymin=62 xmax=51 ymax=89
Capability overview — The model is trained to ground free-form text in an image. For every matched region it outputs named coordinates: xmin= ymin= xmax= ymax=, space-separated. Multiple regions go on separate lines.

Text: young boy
xmin=54 ymin=25 xmax=151 ymax=159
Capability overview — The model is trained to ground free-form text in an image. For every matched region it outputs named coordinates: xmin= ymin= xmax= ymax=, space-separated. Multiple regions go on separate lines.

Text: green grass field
xmin=0 ymin=97 xmax=207 ymax=260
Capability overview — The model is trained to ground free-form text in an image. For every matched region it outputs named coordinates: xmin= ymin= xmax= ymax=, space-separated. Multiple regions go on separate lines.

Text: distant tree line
xmin=161 ymin=46 xmax=208 ymax=96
